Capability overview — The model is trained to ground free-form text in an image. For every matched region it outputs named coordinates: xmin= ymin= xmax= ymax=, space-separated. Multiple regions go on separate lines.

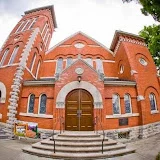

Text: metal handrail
xmin=51 ymin=116 xmax=64 ymax=153
xmin=94 ymin=116 xmax=105 ymax=154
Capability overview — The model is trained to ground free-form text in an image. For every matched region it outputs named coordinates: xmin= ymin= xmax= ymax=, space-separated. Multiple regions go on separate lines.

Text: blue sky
xmin=0 ymin=0 xmax=158 ymax=49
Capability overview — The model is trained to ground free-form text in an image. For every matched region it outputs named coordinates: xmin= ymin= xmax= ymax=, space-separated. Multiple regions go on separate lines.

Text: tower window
xmin=15 ymin=21 xmax=25 ymax=33
xmin=85 ymin=58 xmax=93 ymax=67
xmin=39 ymin=94 xmax=47 ymax=114
xmin=0 ymin=48 xmax=9 ymax=67
xmin=66 ymin=57 xmax=73 ymax=67
xmin=28 ymin=18 xmax=37 ymax=29
xmin=56 ymin=58 xmax=63 ymax=74
xmin=8 ymin=46 xmax=19 ymax=65
xmin=28 ymin=94 xmax=35 ymax=113
xmin=29 ymin=53 xmax=37 ymax=72
xmin=149 ymin=93 xmax=157 ymax=111
xmin=21 ymin=20 xmax=30 ymax=32
xmin=0 ymin=90 xmax=1 ymax=100
xmin=112 ymin=94 xmax=121 ymax=114
xmin=124 ymin=94 xmax=132 ymax=113
xmin=35 ymin=60 xmax=41 ymax=78
xmin=96 ymin=58 xmax=104 ymax=73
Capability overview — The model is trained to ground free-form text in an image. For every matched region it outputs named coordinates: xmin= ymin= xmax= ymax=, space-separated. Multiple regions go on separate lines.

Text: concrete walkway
xmin=0 ymin=134 xmax=160 ymax=160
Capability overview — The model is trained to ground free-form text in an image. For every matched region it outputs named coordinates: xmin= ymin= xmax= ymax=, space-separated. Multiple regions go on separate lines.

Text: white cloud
xmin=0 ymin=0 xmax=158 ymax=50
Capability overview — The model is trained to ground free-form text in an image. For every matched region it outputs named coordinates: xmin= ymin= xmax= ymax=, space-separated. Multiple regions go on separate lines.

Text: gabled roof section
xmin=47 ymin=31 xmax=113 ymax=55
xmin=25 ymin=5 xmax=57 ymax=28
xmin=110 ymin=30 xmax=145 ymax=51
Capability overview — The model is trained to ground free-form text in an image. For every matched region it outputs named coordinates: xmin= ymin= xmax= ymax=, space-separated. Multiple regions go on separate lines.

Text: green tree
xmin=122 ymin=0 xmax=160 ymax=22
xmin=139 ymin=24 xmax=160 ymax=68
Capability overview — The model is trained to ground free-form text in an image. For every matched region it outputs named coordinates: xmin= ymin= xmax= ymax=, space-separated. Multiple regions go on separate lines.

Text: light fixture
xmin=77 ymin=75 xmax=82 ymax=83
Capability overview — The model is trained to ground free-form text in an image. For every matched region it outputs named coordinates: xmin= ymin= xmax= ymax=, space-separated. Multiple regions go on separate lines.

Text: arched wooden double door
xmin=65 ymin=89 xmax=94 ymax=131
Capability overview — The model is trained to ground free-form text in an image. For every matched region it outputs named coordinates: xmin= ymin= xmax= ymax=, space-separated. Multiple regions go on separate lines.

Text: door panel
xmin=65 ymin=89 xmax=93 ymax=131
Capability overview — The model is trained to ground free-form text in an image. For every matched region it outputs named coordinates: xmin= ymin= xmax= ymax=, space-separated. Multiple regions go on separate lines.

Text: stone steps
xmin=0 ymin=126 xmax=10 ymax=139
xmin=23 ymin=131 xmax=135 ymax=159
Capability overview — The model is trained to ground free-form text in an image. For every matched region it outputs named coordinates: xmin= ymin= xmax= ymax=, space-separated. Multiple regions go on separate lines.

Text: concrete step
xmin=23 ymin=146 xmax=135 ymax=159
xmin=42 ymin=138 xmax=117 ymax=147
xmin=0 ymin=134 xmax=10 ymax=139
xmin=32 ymin=142 xmax=126 ymax=153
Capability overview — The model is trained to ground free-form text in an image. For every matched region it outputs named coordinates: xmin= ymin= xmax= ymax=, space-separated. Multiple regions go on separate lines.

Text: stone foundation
xmin=105 ymin=121 xmax=160 ymax=142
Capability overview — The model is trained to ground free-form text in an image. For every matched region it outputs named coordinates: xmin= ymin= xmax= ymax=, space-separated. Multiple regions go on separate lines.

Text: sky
xmin=0 ymin=0 xmax=158 ymax=49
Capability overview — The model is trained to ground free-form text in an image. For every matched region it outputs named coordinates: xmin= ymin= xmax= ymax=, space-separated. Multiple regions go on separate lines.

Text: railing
xmin=51 ymin=116 xmax=64 ymax=153
xmin=94 ymin=116 xmax=105 ymax=154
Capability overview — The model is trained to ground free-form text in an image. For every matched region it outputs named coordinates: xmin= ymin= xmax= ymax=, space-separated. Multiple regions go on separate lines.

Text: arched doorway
xmin=65 ymin=89 xmax=94 ymax=131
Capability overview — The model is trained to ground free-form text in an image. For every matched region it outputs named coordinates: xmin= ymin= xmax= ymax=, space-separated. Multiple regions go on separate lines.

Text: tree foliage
xmin=122 ymin=0 xmax=160 ymax=22
xmin=139 ymin=24 xmax=160 ymax=67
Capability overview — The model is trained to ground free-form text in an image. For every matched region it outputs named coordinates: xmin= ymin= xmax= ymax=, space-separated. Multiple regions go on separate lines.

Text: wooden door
xmin=65 ymin=89 xmax=93 ymax=131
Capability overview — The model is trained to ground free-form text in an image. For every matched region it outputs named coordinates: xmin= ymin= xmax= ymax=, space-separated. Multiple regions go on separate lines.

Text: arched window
xmin=28 ymin=94 xmax=35 ymax=113
xmin=29 ymin=53 xmax=36 ymax=72
xmin=124 ymin=94 xmax=132 ymax=113
xmin=8 ymin=45 xmax=19 ymax=65
xmin=0 ymin=48 xmax=9 ymax=67
xmin=96 ymin=58 xmax=104 ymax=73
xmin=39 ymin=94 xmax=47 ymax=114
xmin=35 ymin=60 xmax=41 ymax=78
xmin=112 ymin=94 xmax=120 ymax=114
xmin=149 ymin=93 xmax=157 ymax=111
xmin=85 ymin=58 xmax=93 ymax=67
xmin=66 ymin=57 xmax=73 ymax=67
xmin=56 ymin=58 xmax=63 ymax=74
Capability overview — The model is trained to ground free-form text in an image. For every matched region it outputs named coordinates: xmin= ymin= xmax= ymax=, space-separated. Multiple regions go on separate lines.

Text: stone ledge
xmin=106 ymin=113 xmax=139 ymax=119
xmin=151 ymin=110 xmax=159 ymax=114
xmin=19 ymin=112 xmax=53 ymax=119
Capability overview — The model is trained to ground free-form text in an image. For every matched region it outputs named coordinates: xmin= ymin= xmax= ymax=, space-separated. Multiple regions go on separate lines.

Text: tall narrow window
xmin=0 ymin=90 xmax=1 ymax=101
xmin=43 ymin=28 xmax=49 ymax=40
xmin=29 ymin=53 xmax=36 ymax=72
xmin=41 ymin=23 xmax=48 ymax=35
xmin=35 ymin=60 xmax=41 ymax=78
xmin=8 ymin=46 xmax=19 ymax=65
xmin=28 ymin=18 xmax=37 ymax=29
xmin=56 ymin=58 xmax=63 ymax=74
xmin=21 ymin=20 xmax=30 ymax=31
xmin=28 ymin=94 xmax=35 ymax=113
xmin=39 ymin=94 xmax=47 ymax=114
xmin=85 ymin=58 xmax=93 ymax=67
xmin=124 ymin=94 xmax=132 ymax=113
xmin=149 ymin=93 xmax=157 ymax=111
xmin=112 ymin=94 xmax=120 ymax=114
xmin=66 ymin=57 xmax=73 ymax=67
xmin=96 ymin=58 xmax=104 ymax=73
xmin=0 ymin=48 xmax=9 ymax=67
xmin=45 ymin=34 xmax=51 ymax=47
xmin=15 ymin=21 xmax=24 ymax=33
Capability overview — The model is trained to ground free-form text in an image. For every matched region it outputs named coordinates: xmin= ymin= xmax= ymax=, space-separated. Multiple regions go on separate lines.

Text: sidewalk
xmin=0 ymin=133 xmax=160 ymax=160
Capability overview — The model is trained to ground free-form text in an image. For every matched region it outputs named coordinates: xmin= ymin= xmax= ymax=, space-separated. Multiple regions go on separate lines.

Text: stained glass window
xmin=39 ymin=94 xmax=47 ymax=114
xmin=66 ymin=57 xmax=73 ymax=67
xmin=96 ymin=58 xmax=104 ymax=73
xmin=8 ymin=46 xmax=19 ymax=65
xmin=28 ymin=94 xmax=35 ymax=113
xmin=56 ymin=58 xmax=63 ymax=73
xmin=149 ymin=93 xmax=157 ymax=111
xmin=112 ymin=94 xmax=120 ymax=114
xmin=124 ymin=94 xmax=132 ymax=113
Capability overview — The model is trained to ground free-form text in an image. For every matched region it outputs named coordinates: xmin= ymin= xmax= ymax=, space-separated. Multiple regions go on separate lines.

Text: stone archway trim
xmin=56 ymin=81 xmax=103 ymax=108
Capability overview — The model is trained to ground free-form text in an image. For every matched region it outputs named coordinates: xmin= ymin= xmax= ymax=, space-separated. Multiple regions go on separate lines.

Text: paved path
xmin=0 ymin=134 xmax=160 ymax=160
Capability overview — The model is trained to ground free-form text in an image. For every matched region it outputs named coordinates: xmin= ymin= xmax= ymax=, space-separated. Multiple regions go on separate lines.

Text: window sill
xmin=19 ymin=112 xmax=53 ymax=119
xmin=106 ymin=113 xmax=139 ymax=119
xmin=151 ymin=110 xmax=159 ymax=114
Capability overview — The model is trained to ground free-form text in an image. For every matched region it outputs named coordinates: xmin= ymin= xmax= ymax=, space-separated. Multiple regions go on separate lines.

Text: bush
xmin=156 ymin=152 xmax=160 ymax=160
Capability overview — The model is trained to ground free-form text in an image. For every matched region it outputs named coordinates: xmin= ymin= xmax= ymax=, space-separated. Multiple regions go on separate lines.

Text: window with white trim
xmin=15 ymin=21 xmax=24 ymax=33
xmin=8 ymin=45 xmax=19 ymax=65
xmin=39 ymin=94 xmax=47 ymax=114
xmin=21 ymin=20 xmax=30 ymax=32
xmin=28 ymin=94 xmax=35 ymax=113
xmin=149 ymin=93 xmax=157 ymax=111
xmin=35 ymin=60 xmax=41 ymax=78
xmin=66 ymin=57 xmax=73 ymax=67
xmin=0 ymin=48 xmax=9 ymax=67
xmin=124 ymin=94 xmax=132 ymax=113
xmin=45 ymin=33 xmax=51 ymax=46
xmin=56 ymin=58 xmax=63 ymax=74
xmin=112 ymin=94 xmax=121 ymax=114
xmin=85 ymin=58 xmax=93 ymax=67
xmin=41 ymin=22 xmax=48 ymax=35
xmin=28 ymin=17 xmax=37 ymax=29
xmin=96 ymin=58 xmax=104 ymax=73
xmin=29 ymin=53 xmax=36 ymax=72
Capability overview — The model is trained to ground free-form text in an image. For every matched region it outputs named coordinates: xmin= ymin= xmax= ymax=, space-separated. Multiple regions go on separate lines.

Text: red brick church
xmin=0 ymin=5 xmax=160 ymax=140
